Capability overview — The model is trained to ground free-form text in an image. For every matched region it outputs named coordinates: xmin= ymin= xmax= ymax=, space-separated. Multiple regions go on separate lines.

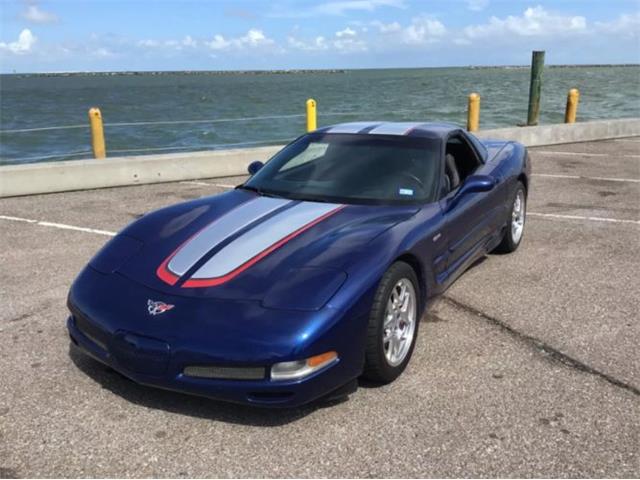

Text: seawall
xmin=1 ymin=118 xmax=638 ymax=198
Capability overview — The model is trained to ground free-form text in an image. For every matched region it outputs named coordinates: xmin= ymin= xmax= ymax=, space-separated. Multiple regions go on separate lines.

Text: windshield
xmin=242 ymin=133 xmax=441 ymax=205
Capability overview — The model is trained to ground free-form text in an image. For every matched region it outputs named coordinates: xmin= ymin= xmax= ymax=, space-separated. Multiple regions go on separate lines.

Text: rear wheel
xmin=494 ymin=182 xmax=526 ymax=253
xmin=363 ymin=262 xmax=420 ymax=384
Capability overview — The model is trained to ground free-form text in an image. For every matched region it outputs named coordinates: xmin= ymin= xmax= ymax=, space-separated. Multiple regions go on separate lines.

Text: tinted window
xmin=243 ymin=133 xmax=440 ymax=205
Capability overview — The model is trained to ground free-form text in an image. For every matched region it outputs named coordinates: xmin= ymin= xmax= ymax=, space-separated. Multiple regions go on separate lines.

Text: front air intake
xmin=183 ymin=365 xmax=266 ymax=380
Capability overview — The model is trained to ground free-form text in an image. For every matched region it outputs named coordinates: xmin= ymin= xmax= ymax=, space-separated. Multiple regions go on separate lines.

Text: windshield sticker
xmin=399 ymin=188 xmax=414 ymax=196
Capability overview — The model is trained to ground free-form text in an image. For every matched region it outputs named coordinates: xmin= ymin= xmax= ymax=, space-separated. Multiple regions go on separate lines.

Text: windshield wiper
xmin=237 ymin=184 xmax=262 ymax=194
xmin=236 ymin=184 xmax=283 ymax=198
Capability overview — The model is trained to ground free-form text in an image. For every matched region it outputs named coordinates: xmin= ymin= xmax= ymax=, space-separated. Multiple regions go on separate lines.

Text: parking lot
xmin=1 ymin=138 xmax=638 ymax=477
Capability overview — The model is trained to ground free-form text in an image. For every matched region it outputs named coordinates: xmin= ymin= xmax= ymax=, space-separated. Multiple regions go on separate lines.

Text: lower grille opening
xmin=247 ymin=391 xmax=294 ymax=401
xmin=73 ymin=315 xmax=108 ymax=351
xmin=183 ymin=365 xmax=266 ymax=381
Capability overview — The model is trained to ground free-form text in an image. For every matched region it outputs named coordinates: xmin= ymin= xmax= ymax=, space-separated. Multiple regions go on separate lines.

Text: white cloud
xmin=9 ymin=5 xmax=639 ymax=69
xmin=269 ymin=0 xmax=405 ymax=18
xmin=464 ymin=6 xmax=587 ymax=39
xmin=138 ymin=31 xmax=268 ymax=53
xmin=0 ymin=29 xmax=37 ymax=54
xmin=241 ymin=29 xmax=273 ymax=47
xmin=22 ymin=4 xmax=58 ymax=24
xmin=91 ymin=47 xmax=114 ymax=58
xmin=371 ymin=20 xmax=402 ymax=33
xmin=595 ymin=12 xmax=640 ymax=38
xmin=316 ymin=0 xmax=405 ymax=15
xmin=138 ymin=35 xmax=198 ymax=50
xmin=333 ymin=27 xmax=367 ymax=53
xmin=206 ymin=29 xmax=275 ymax=51
xmin=368 ymin=16 xmax=446 ymax=46
xmin=336 ymin=27 xmax=357 ymax=38
xmin=287 ymin=35 xmax=329 ymax=51
xmin=206 ymin=34 xmax=231 ymax=50
xmin=182 ymin=35 xmax=197 ymax=48
xmin=401 ymin=16 xmax=446 ymax=44
xmin=466 ymin=0 xmax=488 ymax=12
xmin=138 ymin=39 xmax=159 ymax=48
xmin=287 ymin=27 xmax=366 ymax=53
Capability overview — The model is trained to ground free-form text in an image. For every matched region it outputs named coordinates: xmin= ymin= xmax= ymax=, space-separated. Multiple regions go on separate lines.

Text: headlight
xmin=271 ymin=351 xmax=338 ymax=381
xmin=89 ymin=234 xmax=142 ymax=274
xmin=262 ymin=267 xmax=346 ymax=311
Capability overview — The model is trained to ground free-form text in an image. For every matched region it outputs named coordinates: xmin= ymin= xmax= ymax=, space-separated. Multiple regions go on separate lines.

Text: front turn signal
xmin=271 ymin=351 xmax=338 ymax=381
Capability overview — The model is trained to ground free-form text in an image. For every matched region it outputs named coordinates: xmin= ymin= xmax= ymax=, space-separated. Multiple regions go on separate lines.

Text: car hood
xmin=92 ymin=189 xmax=418 ymax=304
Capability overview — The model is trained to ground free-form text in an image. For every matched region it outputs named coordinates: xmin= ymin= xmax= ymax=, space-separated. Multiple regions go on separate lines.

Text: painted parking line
xmin=532 ymin=173 xmax=640 ymax=183
xmin=0 ymin=215 xmax=116 ymax=236
xmin=3 ymin=207 xmax=637 ymax=241
xmin=179 ymin=181 xmax=236 ymax=188
xmin=528 ymin=212 xmax=640 ymax=225
xmin=532 ymin=151 xmax=640 ymax=159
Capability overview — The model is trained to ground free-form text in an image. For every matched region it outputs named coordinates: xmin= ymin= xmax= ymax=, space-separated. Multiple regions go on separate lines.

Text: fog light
xmin=271 ymin=351 xmax=338 ymax=381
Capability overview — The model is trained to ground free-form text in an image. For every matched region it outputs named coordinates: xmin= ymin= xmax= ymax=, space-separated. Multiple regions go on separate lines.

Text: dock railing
xmin=1 ymin=89 xmax=582 ymax=163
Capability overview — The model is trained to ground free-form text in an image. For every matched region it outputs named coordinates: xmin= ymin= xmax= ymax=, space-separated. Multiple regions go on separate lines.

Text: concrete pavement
xmin=0 ymin=138 xmax=638 ymax=477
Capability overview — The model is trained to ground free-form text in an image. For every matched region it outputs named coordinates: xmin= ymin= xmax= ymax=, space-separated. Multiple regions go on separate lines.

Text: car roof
xmin=316 ymin=121 xmax=462 ymax=140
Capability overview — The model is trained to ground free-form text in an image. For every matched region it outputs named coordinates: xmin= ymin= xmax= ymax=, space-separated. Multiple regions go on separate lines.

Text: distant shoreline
xmin=2 ymin=64 xmax=638 ymax=77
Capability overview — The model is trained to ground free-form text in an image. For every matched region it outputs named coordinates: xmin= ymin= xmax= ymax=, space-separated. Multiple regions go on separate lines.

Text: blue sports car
xmin=67 ymin=122 xmax=530 ymax=407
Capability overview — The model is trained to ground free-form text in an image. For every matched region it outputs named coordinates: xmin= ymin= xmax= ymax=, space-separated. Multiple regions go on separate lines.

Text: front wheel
xmin=362 ymin=261 xmax=420 ymax=384
xmin=494 ymin=182 xmax=526 ymax=253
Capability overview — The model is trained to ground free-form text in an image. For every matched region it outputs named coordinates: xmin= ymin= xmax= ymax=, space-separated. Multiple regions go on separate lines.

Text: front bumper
xmin=67 ymin=313 xmax=358 ymax=408
xmin=66 ymin=263 xmax=369 ymax=407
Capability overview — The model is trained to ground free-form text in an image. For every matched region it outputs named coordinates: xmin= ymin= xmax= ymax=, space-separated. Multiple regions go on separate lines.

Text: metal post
xmin=526 ymin=50 xmax=545 ymax=126
xmin=467 ymin=93 xmax=480 ymax=132
xmin=306 ymin=98 xmax=317 ymax=132
xmin=564 ymin=88 xmax=580 ymax=124
xmin=88 ymin=107 xmax=106 ymax=159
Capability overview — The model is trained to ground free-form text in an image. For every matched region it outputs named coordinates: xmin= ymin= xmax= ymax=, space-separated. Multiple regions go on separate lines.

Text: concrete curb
xmin=475 ymin=118 xmax=640 ymax=146
xmin=0 ymin=146 xmax=281 ymax=198
xmin=1 ymin=118 xmax=638 ymax=197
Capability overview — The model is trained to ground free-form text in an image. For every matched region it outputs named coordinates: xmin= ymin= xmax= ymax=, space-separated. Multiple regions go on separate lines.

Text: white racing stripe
xmin=532 ymin=173 xmax=640 ymax=183
xmin=167 ymin=197 xmax=291 ymax=276
xmin=368 ymin=122 xmax=422 ymax=135
xmin=0 ymin=214 xmax=116 ymax=236
xmin=192 ymin=201 xmax=341 ymax=279
xmin=528 ymin=212 xmax=640 ymax=225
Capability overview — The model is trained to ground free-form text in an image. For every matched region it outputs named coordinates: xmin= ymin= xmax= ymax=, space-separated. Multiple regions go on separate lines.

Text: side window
xmin=442 ymin=135 xmax=481 ymax=195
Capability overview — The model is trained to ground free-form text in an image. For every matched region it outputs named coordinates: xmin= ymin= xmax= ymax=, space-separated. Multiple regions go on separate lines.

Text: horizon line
xmin=2 ymin=63 xmax=639 ymax=76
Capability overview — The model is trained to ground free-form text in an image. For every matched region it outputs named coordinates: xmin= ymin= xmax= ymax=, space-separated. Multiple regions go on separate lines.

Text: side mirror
xmin=457 ymin=175 xmax=496 ymax=196
xmin=247 ymin=161 xmax=264 ymax=175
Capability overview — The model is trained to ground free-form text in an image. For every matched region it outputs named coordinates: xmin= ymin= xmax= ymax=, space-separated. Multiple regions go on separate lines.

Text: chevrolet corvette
xmin=67 ymin=121 xmax=530 ymax=407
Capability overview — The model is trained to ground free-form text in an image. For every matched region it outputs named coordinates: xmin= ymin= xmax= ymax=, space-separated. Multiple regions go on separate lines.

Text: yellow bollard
xmin=467 ymin=93 xmax=480 ymax=132
xmin=88 ymin=107 xmax=106 ymax=159
xmin=564 ymin=88 xmax=580 ymax=124
xmin=306 ymin=98 xmax=317 ymax=132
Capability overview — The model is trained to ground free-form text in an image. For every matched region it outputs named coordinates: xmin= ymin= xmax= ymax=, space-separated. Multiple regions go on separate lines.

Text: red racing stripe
xmin=182 ymin=205 xmax=345 ymax=288
xmin=156 ymin=199 xmax=264 ymax=286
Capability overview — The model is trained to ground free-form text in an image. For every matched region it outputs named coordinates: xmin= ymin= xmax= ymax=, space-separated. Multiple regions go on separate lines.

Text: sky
xmin=0 ymin=0 xmax=639 ymax=73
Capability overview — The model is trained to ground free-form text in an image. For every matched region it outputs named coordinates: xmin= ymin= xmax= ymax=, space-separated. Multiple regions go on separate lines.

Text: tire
xmin=494 ymin=181 xmax=526 ymax=254
xmin=362 ymin=261 xmax=420 ymax=384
